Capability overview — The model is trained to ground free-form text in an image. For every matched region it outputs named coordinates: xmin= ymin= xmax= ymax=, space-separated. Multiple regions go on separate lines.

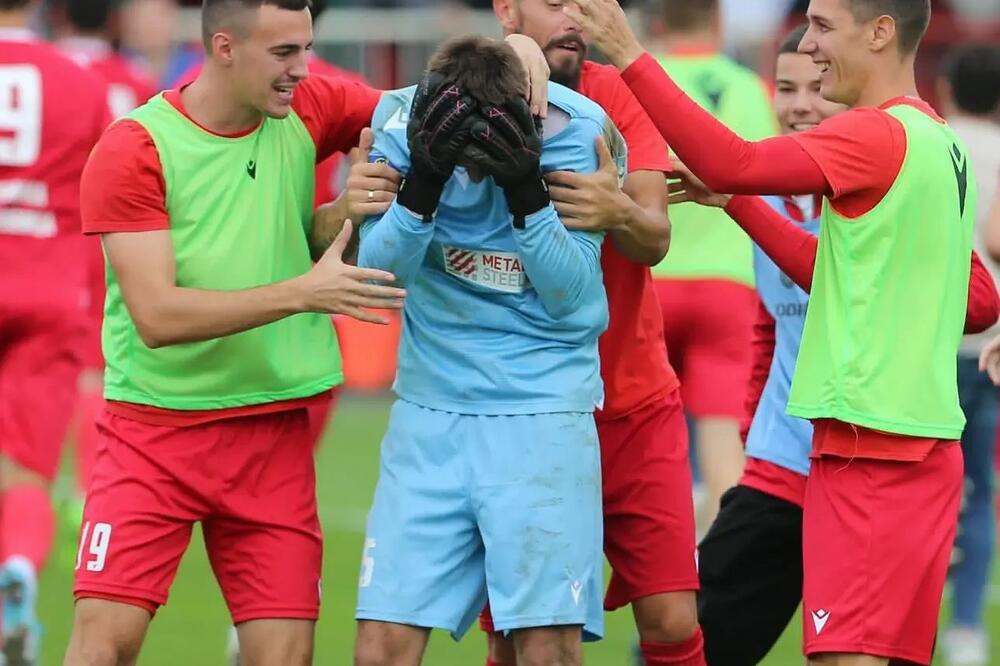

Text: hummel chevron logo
xmin=246 ymin=160 xmax=257 ymax=180
xmin=951 ymin=143 xmax=968 ymax=218
xmin=811 ymin=609 xmax=831 ymax=635
xmin=570 ymin=581 xmax=583 ymax=606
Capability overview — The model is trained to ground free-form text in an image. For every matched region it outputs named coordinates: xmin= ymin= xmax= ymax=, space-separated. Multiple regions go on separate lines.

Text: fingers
xmin=668 ymin=192 xmax=693 ymax=205
xmin=552 ymin=199 xmax=589 ymax=221
xmin=346 ymin=265 xmax=402 ymax=285
xmin=529 ymin=63 xmax=549 ymax=118
xmin=342 ymin=307 xmax=392 ymax=325
xmin=547 ymin=182 xmax=588 ymax=205
xmin=667 ymin=180 xmax=687 ymax=195
xmin=327 ymin=218 xmax=353 ymax=258
xmin=545 ymin=170 xmax=585 ymax=188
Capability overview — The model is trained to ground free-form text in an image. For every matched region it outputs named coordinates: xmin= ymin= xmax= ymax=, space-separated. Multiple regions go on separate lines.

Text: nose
xmin=798 ymin=26 xmax=818 ymax=55
xmin=289 ymin=50 xmax=309 ymax=80
xmin=793 ymin=88 xmax=813 ymax=114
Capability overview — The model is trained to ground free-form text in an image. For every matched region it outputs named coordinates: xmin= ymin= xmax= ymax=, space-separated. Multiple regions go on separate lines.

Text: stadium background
xmin=30 ymin=0 xmax=1000 ymax=663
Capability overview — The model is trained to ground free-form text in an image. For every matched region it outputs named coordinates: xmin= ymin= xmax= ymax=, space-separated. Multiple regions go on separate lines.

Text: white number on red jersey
xmin=0 ymin=64 xmax=42 ymax=167
xmin=75 ymin=521 xmax=113 ymax=573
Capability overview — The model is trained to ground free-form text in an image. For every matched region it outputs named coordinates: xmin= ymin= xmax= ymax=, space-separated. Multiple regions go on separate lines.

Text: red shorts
xmin=74 ymin=408 xmax=323 ymax=624
xmin=654 ymin=278 xmax=757 ymax=419
xmin=600 ymin=390 xmax=699 ymax=609
xmin=802 ymin=442 xmax=963 ymax=663
xmin=479 ymin=390 xmax=697 ymax=631
xmin=0 ymin=305 xmax=85 ymax=480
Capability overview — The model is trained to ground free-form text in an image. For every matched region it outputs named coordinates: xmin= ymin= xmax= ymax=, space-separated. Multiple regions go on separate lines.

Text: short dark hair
xmin=59 ymin=0 xmax=114 ymax=31
xmin=426 ymin=36 xmax=526 ymax=107
xmin=660 ymin=0 xmax=717 ymax=32
xmin=847 ymin=0 xmax=930 ymax=54
xmin=0 ymin=0 xmax=33 ymax=10
xmin=779 ymin=23 xmax=808 ymax=56
xmin=943 ymin=44 xmax=1000 ymax=116
xmin=201 ymin=0 xmax=311 ymax=49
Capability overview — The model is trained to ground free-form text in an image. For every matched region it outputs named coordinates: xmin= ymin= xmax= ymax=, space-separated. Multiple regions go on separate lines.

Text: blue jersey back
xmin=744 ymin=196 xmax=819 ymax=476
xmin=362 ymin=83 xmax=625 ymax=415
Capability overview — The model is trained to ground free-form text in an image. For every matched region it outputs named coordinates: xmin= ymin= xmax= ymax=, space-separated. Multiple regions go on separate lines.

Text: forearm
xmin=134 ymin=279 xmax=306 ymax=349
xmin=725 ymin=196 xmax=817 ymax=292
xmin=609 ymin=197 xmax=670 ymax=266
xmin=620 ymin=54 xmax=827 ymax=195
xmin=357 ymin=201 xmax=434 ymax=285
xmin=514 ymin=206 xmax=602 ymax=317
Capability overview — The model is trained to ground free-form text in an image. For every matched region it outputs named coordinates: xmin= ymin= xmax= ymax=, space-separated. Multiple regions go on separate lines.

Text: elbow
xmin=132 ymin=309 xmax=178 ymax=349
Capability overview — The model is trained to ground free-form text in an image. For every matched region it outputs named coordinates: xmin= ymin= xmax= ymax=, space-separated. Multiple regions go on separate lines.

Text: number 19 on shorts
xmin=76 ymin=521 xmax=113 ymax=573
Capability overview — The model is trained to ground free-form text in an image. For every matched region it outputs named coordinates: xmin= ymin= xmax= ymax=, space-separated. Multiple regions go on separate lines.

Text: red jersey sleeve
xmin=965 ymin=251 xmax=1000 ymax=334
xmin=291 ymin=75 xmax=382 ymax=162
xmin=742 ymin=301 xmax=776 ymax=444
xmin=789 ymin=108 xmax=905 ymax=217
xmin=580 ymin=63 xmax=670 ymax=173
xmin=80 ymin=119 xmax=169 ymax=234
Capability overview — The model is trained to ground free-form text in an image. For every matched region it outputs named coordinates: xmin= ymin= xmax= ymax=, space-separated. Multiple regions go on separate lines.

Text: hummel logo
xmin=950 ymin=143 xmax=968 ymax=218
xmin=246 ymin=160 xmax=257 ymax=180
xmin=811 ymin=609 xmax=830 ymax=635
xmin=570 ymin=581 xmax=583 ymax=606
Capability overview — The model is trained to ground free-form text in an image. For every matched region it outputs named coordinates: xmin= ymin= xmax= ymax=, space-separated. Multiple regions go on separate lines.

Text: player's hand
xmin=564 ymin=0 xmax=644 ymax=71
xmin=667 ymin=157 xmax=731 ymax=209
xmin=464 ymin=97 xmax=550 ymax=223
xmin=300 ymin=220 xmax=406 ymax=325
xmin=504 ymin=34 xmax=550 ymax=118
xmin=347 ymin=128 xmax=401 ymax=219
xmin=979 ymin=334 xmax=1000 ymax=385
xmin=546 ymin=136 xmax=627 ymax=231
xmin=399 ymin=72 xmax=477 ymax=216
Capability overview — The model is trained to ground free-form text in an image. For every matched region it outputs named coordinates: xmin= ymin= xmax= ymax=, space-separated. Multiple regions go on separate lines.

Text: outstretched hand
xmin=564 ymin=0 xmax=644 ymax=71
xmin=667 ymin=157 xmax=731 ymax=209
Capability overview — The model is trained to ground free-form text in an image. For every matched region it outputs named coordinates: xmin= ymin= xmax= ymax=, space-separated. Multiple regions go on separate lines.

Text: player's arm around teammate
xmin=546 ymin=136 xmax=670 ymax=265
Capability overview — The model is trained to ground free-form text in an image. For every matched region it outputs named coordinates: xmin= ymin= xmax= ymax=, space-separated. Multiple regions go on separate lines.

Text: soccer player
xmin=61 ymin=1 xmax=408 ymax=664
xmin=567 ymin=0 xmax=978 ymax=664
xmin=482 ymin=1 xmax=704 ymax=664
xmin=353 ymin=36 xmax=617 ymax=666
xmin=50 ymin=0 xmax=160 ymax=500
xmin=936 ymin=43 xmax=1000 ymax=666
xmin=676 ymin=25 xmax=1000 ymax=666
xmin=0 ymin=0 xmax=110 ymax=662
xmin=649 ymin=0 xmax=776 ymax=528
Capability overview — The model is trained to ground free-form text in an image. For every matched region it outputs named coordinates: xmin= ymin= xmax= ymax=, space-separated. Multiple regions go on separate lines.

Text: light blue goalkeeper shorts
xmin=355 ymin=399 xmax=604 ymax=641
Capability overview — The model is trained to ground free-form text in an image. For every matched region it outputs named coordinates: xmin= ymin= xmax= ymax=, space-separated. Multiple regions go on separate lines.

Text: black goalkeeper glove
xmin=398 ymin=72 xmax=477 ymax=219
xmin=463 ymin=97 xmax=550 ymax=228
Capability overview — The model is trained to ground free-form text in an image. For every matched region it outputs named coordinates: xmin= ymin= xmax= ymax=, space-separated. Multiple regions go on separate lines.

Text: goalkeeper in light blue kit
xmin=353 ymin=36 xmax=627 ymax=666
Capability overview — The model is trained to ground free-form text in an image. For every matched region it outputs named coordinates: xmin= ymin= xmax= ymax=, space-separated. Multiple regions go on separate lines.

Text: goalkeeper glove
xmin=463 ymin=97 xmax=550 ymax=228
xmin=398 ymin=72 xmax=477 ymax=219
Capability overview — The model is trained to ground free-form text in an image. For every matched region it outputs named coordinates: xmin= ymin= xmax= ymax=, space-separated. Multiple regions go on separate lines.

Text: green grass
xmin=38 ymin=394 xmax=1000 ymax=665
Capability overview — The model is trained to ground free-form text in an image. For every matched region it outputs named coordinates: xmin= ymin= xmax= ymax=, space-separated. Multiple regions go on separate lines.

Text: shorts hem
xmin=232 ymin=608 xmax=319 ymax=624
xmin=75 ymin=583 xmax=166 ymax=607
xmin=805 ymin=641 xmax=930 ymax=664
xmin=491 ymin=614 xmax=589 ymax=632
xmin=74 ymin=588 xmax=161 ymax=616
xmin=355 ymin=609 xmax=456 ymax=633
xmin=604 ymin=580 xmax=700 ymax=611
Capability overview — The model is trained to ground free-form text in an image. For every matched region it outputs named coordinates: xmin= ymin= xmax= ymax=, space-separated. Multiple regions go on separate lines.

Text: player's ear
xmin=210 ymin=31 xmax=237 ymax=64
xmin=493 ymin=0 xmax=518 ymax=33
xmin=869 ymin=14 xmax=896 ymax=55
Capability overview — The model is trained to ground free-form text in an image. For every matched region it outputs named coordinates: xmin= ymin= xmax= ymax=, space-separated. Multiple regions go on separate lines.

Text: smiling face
xmin=775 ymin=51 xmax=847 ymax=135
xmin=211 ymin=4 xmax=313 ymax=119
xmin=799 ymin=0 xmax=874 ymax=106
xmin=494 ymin=0 xmax=587 ymax=90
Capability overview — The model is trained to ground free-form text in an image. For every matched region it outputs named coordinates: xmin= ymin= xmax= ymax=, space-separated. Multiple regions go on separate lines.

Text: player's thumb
xmin=324 ymin=218 xmax=353 ymax=261
xmin=353 ymin=128 xmax=375 ymax=165
xmin=595 ymin=135 xmax=614 ymax=172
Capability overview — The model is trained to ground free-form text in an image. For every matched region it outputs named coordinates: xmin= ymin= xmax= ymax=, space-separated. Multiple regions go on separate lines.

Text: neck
xmin=854 ymin=55 xmax=919 ymax=108
xmin=0 ymin=10 xmax=29 ymax=29
xmin=182 ymin=62 xmax=263 ymax=135
xmin=947 ymin=110 xmax=996 ymax=125
xmin=662 ymin=27 xmax=719 ymax=55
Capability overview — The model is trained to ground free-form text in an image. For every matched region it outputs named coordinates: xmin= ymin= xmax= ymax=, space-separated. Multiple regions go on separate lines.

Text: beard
xmin=543 ymin=35 xmax=587 ymax=90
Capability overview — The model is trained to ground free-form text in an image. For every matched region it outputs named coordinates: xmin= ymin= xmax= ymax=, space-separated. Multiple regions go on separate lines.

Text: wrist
xmin=610 ymin=41 xmax=644 ymax=72
xmin=397 ymin=169 xmax=446 ymax=218
xmin=285 ymin=274 xmax=314 ymax=314
xmin=503 ymin=175 xmax=551 ymax=227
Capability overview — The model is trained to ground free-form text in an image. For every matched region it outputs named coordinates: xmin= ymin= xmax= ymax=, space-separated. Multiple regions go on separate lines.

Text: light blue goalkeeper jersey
xmin=359 ymin=82 xmax=626 ymax=415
